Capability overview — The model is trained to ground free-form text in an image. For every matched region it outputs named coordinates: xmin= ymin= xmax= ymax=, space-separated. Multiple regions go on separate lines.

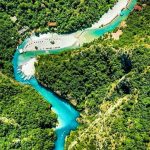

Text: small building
xmin=134 ymin=5 xmax=142 ymax=11
xmin=18 ymin=26 xmax=29 ymax=35
xmin=48 ymin=22 xmax=57 ymax=27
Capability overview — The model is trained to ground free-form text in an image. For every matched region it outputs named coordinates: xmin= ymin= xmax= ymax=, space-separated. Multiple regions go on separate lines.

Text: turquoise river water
xmin=12 ymin=1 xmax=137 ymax=150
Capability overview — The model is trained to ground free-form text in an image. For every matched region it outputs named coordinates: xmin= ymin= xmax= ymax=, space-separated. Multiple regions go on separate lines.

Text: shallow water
xmin=12 ymin=1 xmax=137 ymax=149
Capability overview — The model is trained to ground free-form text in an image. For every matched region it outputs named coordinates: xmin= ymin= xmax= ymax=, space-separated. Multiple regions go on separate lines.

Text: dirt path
xmin=68 ymin=95 xmax=130 ymax=149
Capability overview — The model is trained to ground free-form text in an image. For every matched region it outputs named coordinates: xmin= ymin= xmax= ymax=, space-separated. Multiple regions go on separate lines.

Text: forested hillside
xmin=36 ymin=4 xmax=150 ymax=110
xmin=65 ymin=67 xmax=150 ymax=150
xmin=0 ymin=12 xmax=20 ymax=77
xmin=0 ymin=72 xmax=57 ymax=149
xmin=35 ymin=3 xmax=150 ymax=149
xmin=0 ymin=0 xmax=116 ymax=77
xmin=0 ymin=1 xmax=66 ymax=148
xmin=0 ymin=0 xmax=116 ymax=149
xmin=0 ymin=0 xmax=150 ymax=149
xmin=1 ymin=0 xmax=116 ymax=34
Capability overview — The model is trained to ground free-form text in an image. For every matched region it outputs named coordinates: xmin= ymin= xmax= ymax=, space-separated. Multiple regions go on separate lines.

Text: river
xmin=12 ymin=1 xmax=137 ymax=150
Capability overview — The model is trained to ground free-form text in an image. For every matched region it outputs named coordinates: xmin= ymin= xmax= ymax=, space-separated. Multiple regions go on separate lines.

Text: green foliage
xmin=1 ymin=0 xmax=115 ymax=33
xmin=0 ymin=0 xmax=150 ymax=149
xmin=0 ymin=73 xmax=57 ymax=149
xmin=0 ymin=12 xmax=20 ymax=77
xmin=35 ymin=4 xmax=150 ymax=149
xmin=111 ymin=71 xmax=150 ymax=150
xmin=101 ymin=4 xmax=150 ymax=48
xmin=36 ymin=46 xmax=125 ymax=111
xmin=0 ymin=0 xmax=115 ymax=77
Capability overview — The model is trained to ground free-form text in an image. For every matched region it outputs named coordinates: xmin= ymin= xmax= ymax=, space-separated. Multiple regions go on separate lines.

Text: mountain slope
xmin=35 ymin=4 xmax=150 ymax=149
xmin=0 ymin=72 xmax=57 ymax=150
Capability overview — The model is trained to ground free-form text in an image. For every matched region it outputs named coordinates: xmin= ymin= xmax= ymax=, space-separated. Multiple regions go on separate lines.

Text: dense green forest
xmin=1 ymin=0 xmax=116 ymax=34
xmin=0 ymin=0 xmax=116 ymax=77
xmin=65 ymin=65 xmax=150 ymax=150
xmin=0 ymin=72 xmax=57 ymax=149
xmin=0 ymin=0 xmax=116 ymax=149
xmin=0 ymin=10 xmax=60 ymax=150
xmin=36 ymin=4 xmax=150 ymax=110
xmin=0 ymin=12 xmax=20 ymax=77
xmin=0 ymin=0 xmax=150 ymax=149
xmin=36 ymin=46 xmax=125 ymax=110
xmin=35 ymin=4 xmax=150 ymax=149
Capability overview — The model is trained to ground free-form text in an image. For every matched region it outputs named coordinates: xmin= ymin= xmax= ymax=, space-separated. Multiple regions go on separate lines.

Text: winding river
xmin=12 ymin=1 xmax=137 ymax=150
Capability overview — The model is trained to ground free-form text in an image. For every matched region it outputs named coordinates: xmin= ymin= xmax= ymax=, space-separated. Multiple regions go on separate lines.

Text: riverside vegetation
xmin=0 ymin=0 xmax=116 ymax=77
xmin=0 ymin=72 xmax=57 ymax=149
xmin=35 ymin=3 xmax=150 ymax=150
xmin=1 ymin=0 xmax=116 ymax=34
xmin=0 ymin=4 xmax=58 ymax=150
xmin=0 ymin=0 xmax=116 ymax=149
xmin=0 ymin=0 xmax=150 ymax=149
